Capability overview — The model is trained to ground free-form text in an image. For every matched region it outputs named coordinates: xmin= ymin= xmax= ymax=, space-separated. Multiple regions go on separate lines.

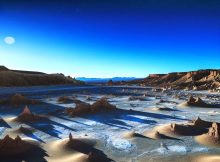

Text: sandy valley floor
xmin=0 ymin=85 xmax=220 ymax=162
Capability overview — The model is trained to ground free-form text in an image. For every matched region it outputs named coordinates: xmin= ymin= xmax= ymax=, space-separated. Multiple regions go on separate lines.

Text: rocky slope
xmin=115 ymin=69 xmax=220 ymax=91
xmin=0 ymin=66 xmax=84 ymax=87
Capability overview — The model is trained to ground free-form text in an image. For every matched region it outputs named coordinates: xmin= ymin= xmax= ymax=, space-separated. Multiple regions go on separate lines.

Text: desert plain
xmin=0 ymin=85 xmax=220 ymax=162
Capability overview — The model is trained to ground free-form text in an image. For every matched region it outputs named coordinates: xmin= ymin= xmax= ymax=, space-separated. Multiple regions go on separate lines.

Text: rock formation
xmin=65 ymin=102 xmax=91 ymax=116
xmin=115 ymin=69 xmax=220 ymax=91
xmin=0 ymin=94 xmax=39 ymax=106
xmin=16 ymin=106 xmax=45 ymax=122
xmin=0 ymin=135 xmax=36 ymax=156
xmin=18 ymin=125 xmax=34 ymax=134
xmin=195 ymin=122 xmax=220 ymax=147
xmin=147 ymin=118 xmax=210 ymax=138
xmin=57 ymin=96 xmax=73 ymax=103
xmin=208 ymin=122 xmax=220 ymax=139
xmin=169 ymin=123 xmax=195 ymax=135
xmin=90 ymin=97 xmax=116 ymax=112
xmin=0 ymin=65 xmax=84 ymax=87
xmin=180 ymin=96 xmax=219 ymax=108
xmin=65 ymin=98 xmax=117 ymax=117
xmin=191 ymin=117 xmax=212 ymax=128
xmin=187 ymin=96 xmax=208 ymax=107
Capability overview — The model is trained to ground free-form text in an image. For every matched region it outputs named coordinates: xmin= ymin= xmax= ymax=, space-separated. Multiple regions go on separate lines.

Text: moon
xmin=4 ymin=36 xmax=15 ymax=45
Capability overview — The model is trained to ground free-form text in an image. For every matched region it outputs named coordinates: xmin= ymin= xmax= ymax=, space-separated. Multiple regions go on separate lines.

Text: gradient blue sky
xmin=0 ymin=0 xmax=220 ymax=77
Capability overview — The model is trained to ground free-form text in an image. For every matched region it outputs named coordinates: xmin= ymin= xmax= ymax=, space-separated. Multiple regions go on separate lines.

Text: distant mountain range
xmin=76 ymin=77 xmax=141 ymax=83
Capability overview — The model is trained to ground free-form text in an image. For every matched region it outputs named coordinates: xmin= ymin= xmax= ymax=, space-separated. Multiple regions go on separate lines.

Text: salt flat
xmin=0 ymin=85 xmax=220 ymax=162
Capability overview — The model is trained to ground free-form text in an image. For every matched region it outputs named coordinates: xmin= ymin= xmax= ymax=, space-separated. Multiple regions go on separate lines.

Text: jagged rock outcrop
xmin=147 ymin=118 xmax=210 ymax=138
xmin=179 ymin=96 xmax=219 ymax=108
xmin=90 ymin=97 xmax=116 ymax=112
xmin=65 ymin=102 xmax=91 ymax=116
xmin=208 ymin=122 xmax=220 ymax=139
xmin=65 ymin=97 xmax=117 ymax=117
xmin=195 ymin=122 xmax=220 ymax=147
xmin=191 ymin=117 xmax=212 ymax=128
xmin=186 ymin=96 xmax=208 ymax=107
xmin=0 ymin=65 xmax=84 ymax=87
xmin=0 ymin=135 xmax=36 ymax=156
xmin=169 ymin=123 xmax=198 ymax=135
xmin=120 ymin=69 xmax=220 ymax=91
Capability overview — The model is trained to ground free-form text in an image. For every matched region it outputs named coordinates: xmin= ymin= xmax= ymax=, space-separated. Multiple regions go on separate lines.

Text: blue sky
xmin=0 ymin=0 xmax=220 ymax=77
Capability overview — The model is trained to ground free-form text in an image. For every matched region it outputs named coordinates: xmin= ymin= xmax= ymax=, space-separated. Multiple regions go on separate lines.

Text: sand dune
xmin=122 ymin=131 xmax=147 ymax=139
xmin=122 ymin=131 xmax=137 ymax=139
xmin=0 ymin=85 xmax=220 ymax=161
xmin=143 ymin=130 xmax=180 ymax=140
xmin=193 ymin=155 xmax=220 ymax=162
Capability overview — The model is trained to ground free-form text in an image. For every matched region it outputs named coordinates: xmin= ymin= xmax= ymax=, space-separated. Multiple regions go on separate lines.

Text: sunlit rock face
xmin=208 ymin=123 xmax=220 ymax=139
xmin=195 ymin=122 xmax=220 ymax=148
xmin=120 ymin=69 xmax=220 ymax=91
xmin=179 ymin=96 xmax=220 ymax=108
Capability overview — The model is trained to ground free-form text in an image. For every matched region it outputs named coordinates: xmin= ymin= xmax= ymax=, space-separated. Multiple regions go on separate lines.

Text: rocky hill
xmin=0 ymin=66 xmax=84 ymax=87
xmin=118 ymin=69 xmax=220 ymax=91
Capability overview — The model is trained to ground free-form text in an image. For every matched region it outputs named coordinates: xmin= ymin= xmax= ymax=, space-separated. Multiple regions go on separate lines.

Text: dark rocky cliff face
xmin=0 ymin=66 xmax=9 ymax=71
xmin=0 ymin=66 xmax=84 ymax=87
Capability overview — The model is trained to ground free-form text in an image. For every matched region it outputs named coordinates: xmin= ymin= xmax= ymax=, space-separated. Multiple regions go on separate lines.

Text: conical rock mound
xmin=65 ymin=98 xmax=117 ymax=117
xmin=0 ymin=135 xmax=37 ymax=156
xmin=16 ymin=106 xmax=45 ymax=122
